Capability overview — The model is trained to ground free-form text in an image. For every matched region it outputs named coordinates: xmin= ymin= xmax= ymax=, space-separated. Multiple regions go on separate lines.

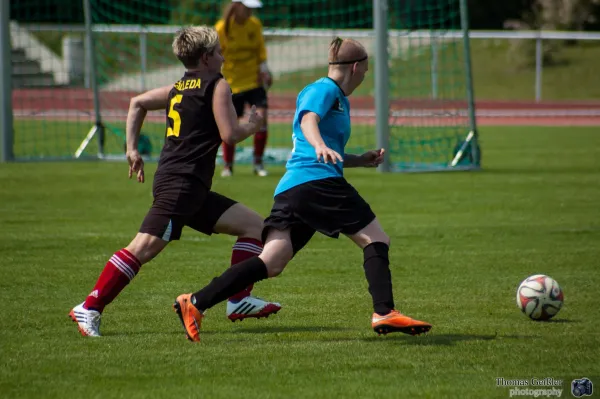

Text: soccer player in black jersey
xmin=69 ymin=26 xmax=281 ymax=337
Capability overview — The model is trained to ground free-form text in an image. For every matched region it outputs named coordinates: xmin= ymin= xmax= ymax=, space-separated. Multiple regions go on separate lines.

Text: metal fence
xmin=16 ymin=25 xmax=600 ymax=102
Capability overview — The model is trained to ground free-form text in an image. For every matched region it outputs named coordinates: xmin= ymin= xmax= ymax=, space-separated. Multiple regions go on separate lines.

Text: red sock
xmin=228 ymin=237 xmax=263 ymax=302
xmin=253 ymin=128 xmax=267 ymax=164
xmin=84 ymin=249 xmax=141 ymax=313
xmin=222 ymin=142 xmax=235 ymax=166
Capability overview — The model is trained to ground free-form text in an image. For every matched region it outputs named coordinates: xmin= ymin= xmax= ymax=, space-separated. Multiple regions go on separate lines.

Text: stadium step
xmin=11 ymin=47 xmax=57 ymax=88
xmin=12 ymin=59 xmax=44 ymax=75
xmin=11 ymin=48 xmax=28 ymax=63
xmin=12 ymin=72 xmax=56 ymax=88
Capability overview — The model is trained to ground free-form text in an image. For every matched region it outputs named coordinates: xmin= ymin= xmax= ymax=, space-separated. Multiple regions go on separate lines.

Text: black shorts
xmin=139 ymin=176 xmax=237 ymax=241
xmin=232 ymin=87 xmax=268 ymax=117
xmin=262 ymin=177 xmax=376 ymax=255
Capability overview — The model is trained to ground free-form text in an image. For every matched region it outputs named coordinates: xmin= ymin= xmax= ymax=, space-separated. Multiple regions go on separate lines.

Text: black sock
xmin=191 ymin=256 xmax=268 ymax=312
xmin=363 ymin=242 xmax=395 ymax=315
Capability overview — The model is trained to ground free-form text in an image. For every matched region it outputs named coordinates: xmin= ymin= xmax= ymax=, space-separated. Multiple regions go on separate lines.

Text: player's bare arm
xmin=213 ymin=79 xmax=263 ymax=145
xmin=125 ymin=85 xmax=171 ymax=183
xmin=344 ymin=149 xmax=385 ymax=168
xmin=259 ymin=62 xmax=272 ymax=88
xmin=126 ymin=85 xmax=171 ymax=152
xmin=300 ymin=112 xmax=343 ymax=164
xmin=258 ymin=46 xmax=272 ymax=88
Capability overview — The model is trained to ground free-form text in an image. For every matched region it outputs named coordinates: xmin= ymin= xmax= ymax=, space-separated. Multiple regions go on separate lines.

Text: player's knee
xmin=265 ymin=262 xmax=286 ymax=277
xmin=126 ymin=233 xmax=167 ymax=264
xmin=381 ymin=234 xmax=391 ymax=247
xmin=369 ymin=230 xmax=390 ymax=247
xmin=352 ymin=232 xmax=390 ymax=249
xmin=259 ymin=246 xmax=293 ymax=277
xmin=239 ymin=214 xmax=264 ymax=240
xmin=258 ymin=228 xmax=294 ymax=277
xmin=256 ymin=109 xmax=268 ymax=129
xmin=217 ymin=204 xmax=264 ymax=239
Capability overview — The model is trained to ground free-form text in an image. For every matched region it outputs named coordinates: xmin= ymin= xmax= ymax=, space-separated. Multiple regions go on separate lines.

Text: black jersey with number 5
xmin=155 ymin=71 xmax=223 ymax=189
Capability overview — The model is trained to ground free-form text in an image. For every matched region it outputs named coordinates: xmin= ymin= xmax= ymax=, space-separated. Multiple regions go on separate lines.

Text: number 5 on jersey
xmin=167 ymin=94 xmax=183 ymax=137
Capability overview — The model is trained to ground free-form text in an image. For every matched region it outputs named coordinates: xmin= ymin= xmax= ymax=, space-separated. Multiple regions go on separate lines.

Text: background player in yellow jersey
xmin=216 ymin=0 xmax=272 ymax=177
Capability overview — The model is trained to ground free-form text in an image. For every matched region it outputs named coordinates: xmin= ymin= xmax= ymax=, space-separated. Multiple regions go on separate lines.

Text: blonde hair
xmin=329 ymin=37 xmax=345 ymax=62
xmin=172 ymin=26 xmax=220 ymax=68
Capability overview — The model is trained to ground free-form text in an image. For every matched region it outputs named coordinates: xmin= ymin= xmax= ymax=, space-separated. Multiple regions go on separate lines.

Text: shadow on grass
xmin=97 ymin=326 xmax=351 ymax=337
xmin=360 ymin=331 xmax=546 ymax=345
xmin=358 ymin=333 xmax=499 ymax=345
xmin=537 ymin=318 xmax=579 ymax=324
xmin=106 ymin=322 xmax=575 ymax=339
xmin=210 ymin=328 xmax=537 ymax=346
xmin=229 ymin=326 xmax=353 ymax=334
xmin=99 ymin=330 xmax=186 ymax=337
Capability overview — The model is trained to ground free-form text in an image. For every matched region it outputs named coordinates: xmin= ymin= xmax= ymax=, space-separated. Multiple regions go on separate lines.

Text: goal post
xmin=75 ymin=0 xmax=105 ymax=159
xmin=459 ymin=0 xmax=480 ymax=168
xmin=385 ymin=0 xmax=480 ymax=171
xmin=1 ymin=0 xmax=13 ymax=162
xmin=8 ymin=0 xmax=103 ymax=161
xmin=373 ymin=0 xmax=390 ymax=173
xmin=6 ymin=0 xmax=480 ymax=171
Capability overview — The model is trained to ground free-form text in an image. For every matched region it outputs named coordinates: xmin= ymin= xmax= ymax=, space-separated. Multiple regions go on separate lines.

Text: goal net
xmin=8 ymin=0 xmax=479 ymax=170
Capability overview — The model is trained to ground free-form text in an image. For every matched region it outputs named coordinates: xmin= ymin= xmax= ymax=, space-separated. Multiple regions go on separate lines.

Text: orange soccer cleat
xmin=173 ymin=294 xmax=204 ymax=342
xmin=371 ymin=310 xmax=432 ymax=336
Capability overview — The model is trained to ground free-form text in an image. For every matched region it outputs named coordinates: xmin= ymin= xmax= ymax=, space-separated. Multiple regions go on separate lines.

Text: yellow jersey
xmin=215 ymin=16 xmax=267 ymax=94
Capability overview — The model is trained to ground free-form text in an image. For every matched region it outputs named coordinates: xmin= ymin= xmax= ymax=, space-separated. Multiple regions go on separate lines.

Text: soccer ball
xmin=516 ymin=274 xmax=564 ymax=321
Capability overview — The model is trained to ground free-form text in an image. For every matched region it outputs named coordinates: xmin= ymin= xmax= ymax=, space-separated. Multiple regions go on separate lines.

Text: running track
xmin=12 ymin=88 xmax=600 ymax=126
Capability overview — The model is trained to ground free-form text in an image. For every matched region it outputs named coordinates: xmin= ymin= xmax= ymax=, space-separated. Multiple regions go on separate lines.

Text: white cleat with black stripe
xmin=226 ymin=296 xmax=281 ymax=322
xmin=69 ymin=302 xmax=102 ymax=337
xmin=253 ymin=164 xmax=268 ymax=177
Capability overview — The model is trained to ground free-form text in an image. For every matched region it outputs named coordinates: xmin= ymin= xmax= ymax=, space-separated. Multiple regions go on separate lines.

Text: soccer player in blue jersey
xmin=173 ymin=37 xmax=432 ymax=342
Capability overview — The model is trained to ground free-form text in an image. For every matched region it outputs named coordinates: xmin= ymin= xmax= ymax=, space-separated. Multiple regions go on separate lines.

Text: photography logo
xmin=571 ymin=378 xmax=593 ymax=397
xmin=496 ymin=377 xmax=564 ymax=397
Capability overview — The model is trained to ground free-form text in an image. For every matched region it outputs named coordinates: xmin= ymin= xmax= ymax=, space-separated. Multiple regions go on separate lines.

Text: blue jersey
xmin=274 ymin=77 xmax=351 ymax=196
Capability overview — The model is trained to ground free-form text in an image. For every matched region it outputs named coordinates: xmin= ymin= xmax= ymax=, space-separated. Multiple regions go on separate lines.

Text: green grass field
xmin=470 ymin=39 xmax=600 ymax=101
xmin=1 ymin=126 xmax=599 ymax=398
